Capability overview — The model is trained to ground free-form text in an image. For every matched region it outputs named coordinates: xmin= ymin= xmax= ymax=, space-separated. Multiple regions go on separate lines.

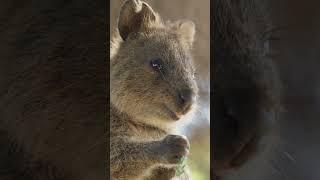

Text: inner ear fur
xmin=118 ymin=0 xmax=159 ymax=40
xmin=169 ymin=20 xmax=196 ymax=48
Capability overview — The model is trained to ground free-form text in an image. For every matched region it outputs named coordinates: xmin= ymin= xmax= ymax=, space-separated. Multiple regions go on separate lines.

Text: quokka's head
xmin=111 ymin=0 xmax=198 ymax=127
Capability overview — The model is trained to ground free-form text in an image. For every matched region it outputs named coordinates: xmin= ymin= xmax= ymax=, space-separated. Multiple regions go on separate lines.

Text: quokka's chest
xmin=126 ymin=122 xmax=168 ymax=142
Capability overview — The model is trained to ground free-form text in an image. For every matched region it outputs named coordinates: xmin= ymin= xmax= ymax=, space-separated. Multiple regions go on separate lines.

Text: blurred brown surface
xmin=110 ymin=0 xmax=210 ymax=179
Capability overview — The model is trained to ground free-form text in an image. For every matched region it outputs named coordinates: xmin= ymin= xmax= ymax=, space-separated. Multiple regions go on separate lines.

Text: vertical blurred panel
xmin=0 ymin=0 xmax=107 ymax=179
xmin=225 ymin=0 xmax=320 ymax=180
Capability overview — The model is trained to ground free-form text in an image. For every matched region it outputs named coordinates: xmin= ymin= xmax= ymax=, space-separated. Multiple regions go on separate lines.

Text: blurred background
xmin=110 ymin=0 xmax=210 ymax=179
xmin=226 ymin=0 xmax=320 ymax=180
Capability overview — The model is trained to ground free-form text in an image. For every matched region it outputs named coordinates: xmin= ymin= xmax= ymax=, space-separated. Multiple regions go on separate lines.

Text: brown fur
xmin=110 ymin=0 xmax=198 ymax=179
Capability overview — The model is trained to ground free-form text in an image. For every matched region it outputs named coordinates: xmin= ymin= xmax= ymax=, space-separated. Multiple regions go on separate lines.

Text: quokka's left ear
xmin=172 ymin=20 xmax=196 ymax=48
xmin=117 ymin=0 xmax=159 ymax=41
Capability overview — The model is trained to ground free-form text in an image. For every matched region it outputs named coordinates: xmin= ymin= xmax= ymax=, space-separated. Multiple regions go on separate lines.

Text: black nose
xmin=178 ymin=89 xmax=195 ymax=113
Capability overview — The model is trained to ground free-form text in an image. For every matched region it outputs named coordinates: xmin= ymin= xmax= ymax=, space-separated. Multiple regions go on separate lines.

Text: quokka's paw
xmin=159 ymin=134 xmax=190 ymax=164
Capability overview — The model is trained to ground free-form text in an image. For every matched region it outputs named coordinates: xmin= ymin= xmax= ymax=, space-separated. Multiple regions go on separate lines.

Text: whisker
xmin=269 ymin=159 xmax=288 ymax=180
xmin=70 ymin=136 xmax=105 ymax=161
xmin=282 ymin=151 xmax=297 ymax=164
xmin=273 ymin=146 xmax=297 ymax=165
xmin=261 ymin=24 xmax=301 ymax=41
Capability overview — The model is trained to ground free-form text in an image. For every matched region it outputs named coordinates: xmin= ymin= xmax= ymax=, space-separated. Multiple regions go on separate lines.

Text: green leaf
xmin=175 ymin=156 xmax=188 ymax=176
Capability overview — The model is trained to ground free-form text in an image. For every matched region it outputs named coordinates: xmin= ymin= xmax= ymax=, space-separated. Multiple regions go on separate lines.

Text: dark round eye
xmin=150 ymin=58 xmax=163 ymax=71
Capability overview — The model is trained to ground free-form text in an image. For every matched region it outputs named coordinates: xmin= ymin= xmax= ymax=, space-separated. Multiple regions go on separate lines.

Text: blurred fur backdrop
xmin=226 ymin=0 xmax=320 ymax=179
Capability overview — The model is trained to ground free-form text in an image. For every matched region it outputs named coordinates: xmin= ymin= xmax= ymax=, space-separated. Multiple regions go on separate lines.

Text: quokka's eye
xmin=150 ymin=58 xmax=163 ymax=71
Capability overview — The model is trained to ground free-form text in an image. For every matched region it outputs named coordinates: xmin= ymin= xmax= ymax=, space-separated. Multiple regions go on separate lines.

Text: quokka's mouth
xmin=181 ymin=104 xmax=193 ymax=115
xmin=165 ymin=105 xmax=194 ymax=121
xmin=213 ymin=136 xmax=259 ymax=175
xmin=168 ymin=109 xmax=181 ymax=121
xmin=164 ymin=106 xmax=182 ymax=121
xmin=229 ymin=136 xmax=258 ymax=169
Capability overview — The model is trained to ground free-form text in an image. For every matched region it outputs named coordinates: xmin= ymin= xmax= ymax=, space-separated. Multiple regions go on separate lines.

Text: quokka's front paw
xmin=159 ymin=134 xmax=190 ymax=164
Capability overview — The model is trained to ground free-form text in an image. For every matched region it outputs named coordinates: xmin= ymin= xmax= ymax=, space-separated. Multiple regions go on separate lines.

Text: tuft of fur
xmin=110 ymin=0 xmax=198 ymax=179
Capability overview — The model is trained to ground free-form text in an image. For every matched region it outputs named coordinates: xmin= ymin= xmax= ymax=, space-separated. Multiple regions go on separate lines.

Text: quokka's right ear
xmin=118 ymin=0 xmax=158 ymax=41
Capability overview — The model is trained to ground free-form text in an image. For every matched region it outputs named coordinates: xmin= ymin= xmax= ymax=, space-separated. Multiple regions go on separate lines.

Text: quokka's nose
xmin=178 ymin=89 xmax=196 ymax=114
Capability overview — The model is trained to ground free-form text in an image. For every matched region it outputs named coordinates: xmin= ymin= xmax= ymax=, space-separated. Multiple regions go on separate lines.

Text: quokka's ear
xmin=118 ymin=0 xmax=158 ymax=41
xmin=173 ymin=20 xmax=196 ymax=48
